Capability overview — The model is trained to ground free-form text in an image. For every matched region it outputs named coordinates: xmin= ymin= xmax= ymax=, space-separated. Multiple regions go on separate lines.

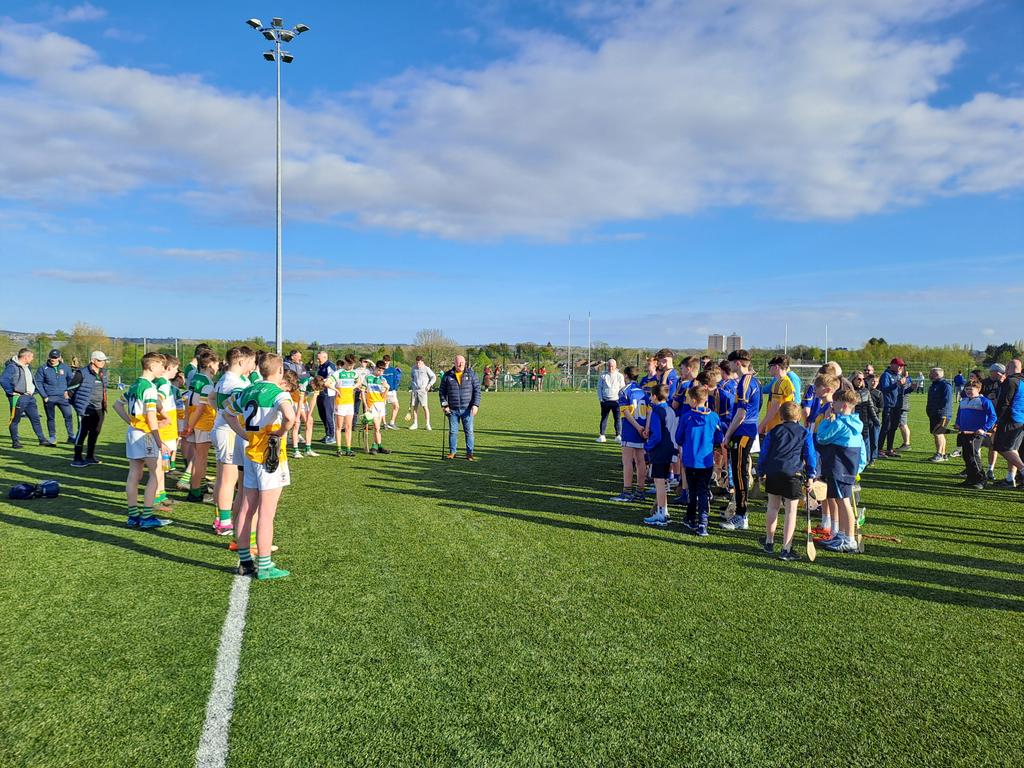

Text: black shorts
xmin=651 ymin=462 xmax=672 ymax=480
xmin=993 ymin=422 xmax=1024 ymax=453
xmin=824 ymin=476 xmax=854 ymax=500
xmin=765 ymin=473 xmax=802 ymax=501
xmin=928 ymin=413 xmax=949 ymax=434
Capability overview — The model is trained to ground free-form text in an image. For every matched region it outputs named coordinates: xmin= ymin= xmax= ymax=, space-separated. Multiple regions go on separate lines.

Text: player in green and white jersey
xmin=211 ymin=346 xmax=257 ymax=537
xmin=290 ymin=366 xmax=319 ymax=459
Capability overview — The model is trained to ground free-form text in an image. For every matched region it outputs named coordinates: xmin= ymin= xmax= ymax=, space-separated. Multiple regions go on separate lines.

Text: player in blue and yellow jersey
xmin=759 ymin=355 xmax=797 ymax=437
xmin=610 ymin=366 xmax=650 ymax=502
xmin=809 ymin=372 xmax=839 ymax=536
xmin=112 ymin=352 xmax=172 ymax=529
xmin=721 ymin=349 xmax=761 ymax=530
xmin=639 ymin=356 xmax=659 ymax=397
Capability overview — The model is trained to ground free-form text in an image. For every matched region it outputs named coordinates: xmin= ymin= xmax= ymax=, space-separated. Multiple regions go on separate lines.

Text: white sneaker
xmin=425 ymin=425 xmax=433 ymax=431
xmin=293 ymin=449 xmax=303 ymax=459
xmin=410 ymin=424 xmax=418 ymax=430
xmin=615 ymin=435 xmax=622 ymax=443
xmin=643 ymin=510 xmax=669 ymax=527
xmin=720 ymin=514 xmax=748 ymax=530
xmin=596 ymin=435 xmax=607 ymax=443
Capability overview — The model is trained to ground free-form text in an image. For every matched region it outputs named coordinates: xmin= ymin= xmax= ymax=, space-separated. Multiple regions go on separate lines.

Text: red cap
xmin=891 ymin=357 xmax=905 ymax=366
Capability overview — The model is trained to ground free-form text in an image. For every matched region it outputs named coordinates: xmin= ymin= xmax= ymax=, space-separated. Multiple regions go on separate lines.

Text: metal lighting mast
xmin=246 ymin=17 xmax=310 ymax=353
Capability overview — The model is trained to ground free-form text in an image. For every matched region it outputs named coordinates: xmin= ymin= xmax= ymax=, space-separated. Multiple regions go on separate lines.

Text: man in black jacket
xmin=0 ymin=348 xmax=53 ymax=448
xmin=68 ymin=351 xmax=109 ymax=467
xmin=439 ymin=355 xmax=481 ymax=460
xmin=34 ymin=349 xmax=76 ymax=444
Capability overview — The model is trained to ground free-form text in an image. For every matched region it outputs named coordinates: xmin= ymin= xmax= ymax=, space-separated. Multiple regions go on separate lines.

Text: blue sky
xmin=2 ymin=0 xmax=1022 ymax=349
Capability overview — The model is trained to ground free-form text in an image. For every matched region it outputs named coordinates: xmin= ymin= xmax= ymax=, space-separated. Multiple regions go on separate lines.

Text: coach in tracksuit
xmin=315 ymin=350 xmax=337 ymax=443
xmin=0 ymin=347 xmax=53 ymax=448
xmin=34 ymin=349 xmax=76 ymax=444
xmin=67 ymin=350 xmax=110 ymax=466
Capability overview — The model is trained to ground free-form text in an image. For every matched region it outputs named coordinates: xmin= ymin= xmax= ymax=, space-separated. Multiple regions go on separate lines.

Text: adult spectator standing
xmin=382 ymin=355 xmax=403 ymax=429
xmin=68 ymin=351 xmax=109 ymax=467
xmin=519 ymin=367 xmax=529 ymax=391
xmin=314 ymin=350 xmax=336 ymax=444
xmin=1 ymin=348 xmax=53 ymax=448
xmin=493 ymin=364 xmax=502 ymax=392
xmin=993 ymin=358 xmax=1024 ymax=487
xmin=482 ymin=365 xmax=493 ymax=392
xmin=852 ymin=372 xmax=879 ymax=466
xmin=926 ymin=367 xmax=954 ymax=462
xmin=596 ymin=359 xmax=625 ymax=443
xmin=536 ymin=365 xmax=547 ymax=391
xmin=878 ymin=357 xmax=911 ymax=458
xmin=35 ymin=349 xmax=76 ymax=444
xmin=409 ymin=355 xmax=437 ymax=430
xmin=284 ymin=349 xmax=306 ymax=376
xmin=440 ymin=355 xmax=481 ymax=460
xmin=982 ymin=364 xmax=1005 ymax=480
xmin=865 ymin=373 xmax=884 ymax=463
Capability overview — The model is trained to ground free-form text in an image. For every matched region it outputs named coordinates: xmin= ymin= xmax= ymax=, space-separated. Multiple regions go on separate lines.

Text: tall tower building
xmin=726 ymin=333 xmax=743 ymax=354
xmin=707 ymin=334 xmax=725 ymax=353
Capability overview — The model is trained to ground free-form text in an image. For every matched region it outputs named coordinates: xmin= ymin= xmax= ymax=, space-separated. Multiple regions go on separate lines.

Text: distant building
xmin=726 ymin=333 xmax=743 ymax=354
xmin=707 ymin=334 xmax=725 ymax=353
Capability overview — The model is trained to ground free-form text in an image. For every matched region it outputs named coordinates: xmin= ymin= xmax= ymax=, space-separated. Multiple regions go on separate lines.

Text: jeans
xmin=43 ymin=397 xmax=76 ymax=442
xmin=448 ymin=408 xmax=475 ymax=454
xmin=599 ymin=400 xmax=620 ymax=436
xmin=9 ymin=395 xmax=46 ymax=444
xmin=74 ymin=405 xmax=105 ymax=460
xmin=864 ymin=423 xmax=880 ymax=463
xmin=317 ymin=391 xmax=335 ymax=439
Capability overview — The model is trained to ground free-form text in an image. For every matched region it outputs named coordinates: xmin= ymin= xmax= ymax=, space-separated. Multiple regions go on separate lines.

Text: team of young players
xmin=612 ymin=349 xmax=867 ymax=559
xmin=112 ymin=345 xmax=399 ymax=581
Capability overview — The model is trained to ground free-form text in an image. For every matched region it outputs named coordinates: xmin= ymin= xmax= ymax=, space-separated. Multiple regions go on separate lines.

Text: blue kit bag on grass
xmin=7 ymin=480 xmax=60 ymax=500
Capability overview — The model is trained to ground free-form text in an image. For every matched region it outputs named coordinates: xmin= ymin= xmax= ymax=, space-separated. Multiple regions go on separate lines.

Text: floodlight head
xmin=294 ymin=23 xmax=310 ymax=34
xmin=279 ymin=29 xmax=295 ymax=42
xmin=271 ymin=17 xmax=283 ymax=27
xmin=262 ymin=29 xmax=276 ymax=40
xmin=263 ymin=51 xmax=276 ymax=61
xmin=281 ymin=51 xmax=294 ymax=63
xmin=246 ymin=18 xmax=262 ymax=29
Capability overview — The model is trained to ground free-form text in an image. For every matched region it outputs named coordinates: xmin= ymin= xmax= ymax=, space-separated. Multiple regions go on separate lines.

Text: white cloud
xmin=981 ymin=327 xmax=996 ymax=337
xmin=1 ymin=0 xmax=1023 ymax=240
xmin=34 ymin=268 xmax=121 ymax=284
xmin=50 ymin=3 xmax=107 ymax=23
xmin=102 ymin=27 xmax=145 ymax=43
xmin=130 ymin=246 xmax=248 ymax=262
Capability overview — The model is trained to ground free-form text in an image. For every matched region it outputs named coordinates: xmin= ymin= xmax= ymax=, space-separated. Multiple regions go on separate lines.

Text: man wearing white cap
xmin=68 ymin=351 xmax=109 ymax=467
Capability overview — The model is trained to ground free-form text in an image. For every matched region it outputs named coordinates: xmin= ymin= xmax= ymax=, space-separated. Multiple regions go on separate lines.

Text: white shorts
xmin=162 ymin=437 xmax=179 ymax=453
xmin=386 ymin=391 xmax=399 ymax=404
xmin=622 ymin=441 xmax=644 ymax=450
xmin=410 ymin=390 xmax=429 ymax=408
xmin=213 ymin=425 xmax=241 ymax=465
xmin=126 ymin=429 xmax=158 ymax=460
xmin=371 ymin=403 xmax=386 ymax=418
xmin=189 ymin=428 xmax=212 ymax=445
xmin=335 ymin=403 xmax=354 ymax=417
xmin=242 ymin=455 xmax=291 ymax=490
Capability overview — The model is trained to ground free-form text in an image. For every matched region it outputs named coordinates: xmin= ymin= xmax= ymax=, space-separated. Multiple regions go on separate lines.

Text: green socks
xmin=155 ymin=492 xmax=167 ymax=504
xmin=218 ymin=508 xmax=232 ymax=524
xmin=238 ymin=546 xmax=252 ymax=563
xmin=141 ymin=506 xmax=154 ymax=520
xmin=180 ymin=471 xmax=191 ymax=484
xmin=256 ymin=554 xmax=272 ymax=573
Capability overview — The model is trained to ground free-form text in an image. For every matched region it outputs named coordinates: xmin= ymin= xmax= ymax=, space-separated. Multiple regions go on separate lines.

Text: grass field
xmin=2 ymin=391 xmax=1022 ymax=767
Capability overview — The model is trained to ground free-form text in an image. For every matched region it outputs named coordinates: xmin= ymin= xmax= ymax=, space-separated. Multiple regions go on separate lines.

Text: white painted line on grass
xmin=195 ymin=574 xmax=251 ymax=768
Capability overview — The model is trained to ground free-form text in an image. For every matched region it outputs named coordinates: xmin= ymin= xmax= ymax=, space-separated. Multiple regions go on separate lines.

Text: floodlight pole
xmin=275 ymin=34 xmax=282 ymax=355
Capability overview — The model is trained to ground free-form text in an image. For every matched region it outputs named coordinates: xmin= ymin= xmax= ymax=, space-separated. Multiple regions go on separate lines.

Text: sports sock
xmin=180 ymin=471 xmax=191 ymax=484
xmin=237 ymin=546 xmax=252 ymax=563
xmin=256 ymin=554 xmax=272 ymax=573
xmin=141 ymin=506 xmax=154 ymax=520
xmin=218 ymin=508 xmax=232 ymax=524
xmin=155 ymin=492 xmax=167 ymax=504
xmin=127 ymin=505 xmax=138 ymax=517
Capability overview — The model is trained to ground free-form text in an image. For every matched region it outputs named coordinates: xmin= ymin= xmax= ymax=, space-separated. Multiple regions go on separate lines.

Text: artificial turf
xmin=1 ymin=392 xmax=1022 ymax=767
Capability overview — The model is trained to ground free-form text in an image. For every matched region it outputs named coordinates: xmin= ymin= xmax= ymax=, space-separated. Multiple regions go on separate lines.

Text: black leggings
xmin=599 ymin=400 xmax=620 ymax=436
xmin=74 ymin=405 xmax=105 ymax=460
xmin=684 ymin=466 xmax=713 ymax=525
xmin=729 ymin=435 xmax=753 ymax=516
xmin=880 ymin=407 xmax=900 ymax=452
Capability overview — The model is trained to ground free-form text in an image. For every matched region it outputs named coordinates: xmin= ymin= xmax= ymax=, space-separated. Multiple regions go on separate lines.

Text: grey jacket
xmin=410 ymin=364 xmax=437 ymax=391
xmin=598 ymin=370 xmax=625 ymax=401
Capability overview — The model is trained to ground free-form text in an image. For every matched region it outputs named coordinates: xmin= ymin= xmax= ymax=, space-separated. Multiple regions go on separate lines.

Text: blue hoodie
xmin=815 ymin=412 xmax=867 ymax=482
xmin=955 ymin=396 xmax=997 ymax=433
xmin=674 ymin=406 xmax=723 ymax=469
xmin=644 ymin=401 xmax=676 ymax=464
xmin=758 ymin=421 xmax=817 ymax=478
xmin=926 ymin=378 xmax=953 ymax=418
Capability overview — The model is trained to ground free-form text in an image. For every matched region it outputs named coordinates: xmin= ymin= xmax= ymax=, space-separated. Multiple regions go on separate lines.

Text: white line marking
xmin=195 ymin=574 xmax=251 ymax=768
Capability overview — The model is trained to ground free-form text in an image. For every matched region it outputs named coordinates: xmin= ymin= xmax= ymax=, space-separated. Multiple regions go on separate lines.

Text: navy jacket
xmin=439 ymin=368 xmax=481 ymax=411
xmin=34 ymin=361 xmax=73 ymax=400
xmin=644 ymin=402 xmax=676 ymax=464
xmin=0 ymin=358 xmax=34 ymax=397
xmin=67 ymin=364 xmax=109 ymax=414
xmin=926 ymin=378 xmax=953 ymax=418
xmin=878 ymin=369 xmax=912 ymax=410
xmin=759 ymin=421 xmax=817 ymax=478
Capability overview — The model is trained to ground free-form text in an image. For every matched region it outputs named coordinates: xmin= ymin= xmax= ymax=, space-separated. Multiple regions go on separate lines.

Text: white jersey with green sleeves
xmin=213 ymin=370 xmax=249 ymax=430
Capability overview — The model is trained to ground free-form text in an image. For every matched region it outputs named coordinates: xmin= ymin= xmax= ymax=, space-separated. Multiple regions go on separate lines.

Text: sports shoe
xmin=39 ymin=440 xmax=57 ymax=447
xmin=949 ymin=449 xmax=962 ymax=458
xmin=643 ymin=510 xmax=669 ymax=527
xmin=596 ymin=435 xmax=607 ymax=443
xmin=1001 ymin=477 xmax=1019 ymax=488
xmin=695 ymin=524 xmax=709 ymax=537
xmin=409 ymin=424 xmax=418 ymax=430
xmin=614 ymin=435 xmax=622 ymax=443
xmin=86 ymin=457 xmax=102 ymax=465
xmin=10 ymin=442 xmax=22 ymax=449
xmin=324 ymin=436 xmax=336 ymax=445
xmin=832 ymin=537 xmax=862 ymax=554
xmin=378 ymin=446 xmax=393 ymax=455
xmin=65 ymin=437 xmax=76 ymax=444
xmin=305 ymin=449 xmax=319 ymax=457
xmin=342 ymin=449 xmax=355 ymax=457
xmin=610 ymin=491 xmax=634 ymax=502
xmin=670 ymin=491 xmax=689 ymax=506
xmin=720 ymin=514 xmax=748 ymax=531
xmin=778 ymin=548 xmax=801 ymax=562
xmin=971 ymin=482 xmax=985 ymax=490
xmin=896 ymin=443 xmax=911 ymax=451
xmin=682 ymin=517 xmax=697 ymax=531
xmin=237 ymin=560 xmax=256 ymax=577
xmin=425 ymin=425 xmax=433 ymax=431
xmin=644 ymin=487 xmax=656 ymax=496
xmin=257 ymin=565 xmax=290 ymax=581
xmin=820 ymin=533 xmax=845 ymax=549
xmin=986 ymin=469 xmax=996 ymax=481
xmin=213 ymin=520 xmax=234 ymax=536
xmin=758 ymin=536 xmax=775 ymax=554
xmin=70 ymin=458 xmax=89 ymax=468
xmin=293 ymin=449 xmax=303 ymax=459
xmin=140 ymin=516 xmax=172 ymax=529
xmin=176 ymin=478 xmax=191 ymax=491
xmin=369 ymin=447 xmax=378 ymax=455
xmin=630 ymin=489 xmax=647 ymax=501
xmin=126 ymin=514 xmax=141 ymax=527
xmin=465 ymin=452 xmax=475 ymax=461
xmin=445 ymin=453 xmax=456 ymax=459
xmin=927 ymin=454 xmax=946 ymax=463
